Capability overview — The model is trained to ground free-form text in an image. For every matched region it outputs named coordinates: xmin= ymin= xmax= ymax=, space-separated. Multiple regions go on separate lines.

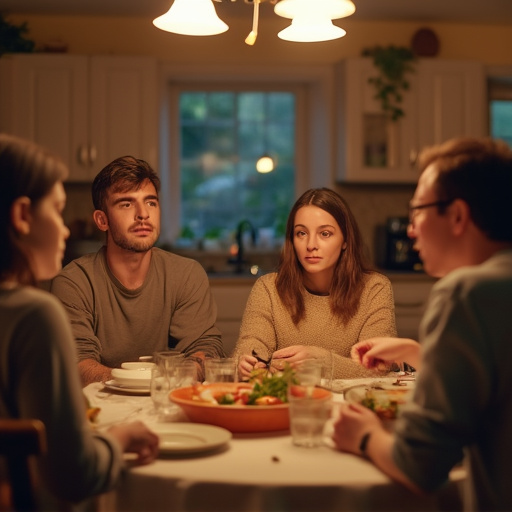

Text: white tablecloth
xmin=85 ymin=381 xmax=466 ymax=512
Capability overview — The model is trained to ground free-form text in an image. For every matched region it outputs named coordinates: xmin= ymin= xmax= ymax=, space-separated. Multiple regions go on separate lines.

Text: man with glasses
xmin=333 ymin=136 xmax=512 ymax=511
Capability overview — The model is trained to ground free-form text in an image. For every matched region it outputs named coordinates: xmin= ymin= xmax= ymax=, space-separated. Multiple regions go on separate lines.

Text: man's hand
xmin=332 ymin=402 xmax=383 ymax=455
xmin=79 ymin=359 xmax=113 ymax=387
xmin=108 ymin=421 xmax=159 ymax=465
xmin=351 ymin=337 xmax=421 ymax=371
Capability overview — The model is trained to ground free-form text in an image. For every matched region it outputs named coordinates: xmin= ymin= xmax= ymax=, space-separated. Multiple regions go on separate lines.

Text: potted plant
xmin=0 ymin=14 xmax=35 ymax=57
xmin=362 ymin=45 xmax=416 ymax=121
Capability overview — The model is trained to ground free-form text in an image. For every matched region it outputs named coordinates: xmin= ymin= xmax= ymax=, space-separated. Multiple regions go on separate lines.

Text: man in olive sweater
xmin=51 ymin=156 xmax=224 ymax=385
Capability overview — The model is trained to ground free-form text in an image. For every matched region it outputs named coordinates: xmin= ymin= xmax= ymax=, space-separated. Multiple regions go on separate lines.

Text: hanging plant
xmin=362 ymin=45 xmax=416 ymax=121
xmin=0 ymin=14 xmax=35 ymax=57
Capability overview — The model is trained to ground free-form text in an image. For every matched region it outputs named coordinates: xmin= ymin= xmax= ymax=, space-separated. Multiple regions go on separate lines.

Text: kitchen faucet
xmin=228 ymin=219 xmax=257 ymax=273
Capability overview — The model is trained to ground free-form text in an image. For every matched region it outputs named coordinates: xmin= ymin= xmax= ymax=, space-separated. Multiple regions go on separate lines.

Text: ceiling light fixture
xmin=153 ymin=0 xmax=228 ymax=36
xmin=152 ymin=0 xmax=355 ymax=45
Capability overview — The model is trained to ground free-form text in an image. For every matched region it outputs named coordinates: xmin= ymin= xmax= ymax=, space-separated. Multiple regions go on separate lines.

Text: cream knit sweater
xmin=234 ymin=271 xmax=397 ymax=379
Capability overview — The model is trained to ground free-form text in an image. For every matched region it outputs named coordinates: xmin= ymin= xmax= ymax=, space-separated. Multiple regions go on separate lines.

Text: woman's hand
xmin=237 ymin=354 xmax=267 ymax=379
xmin=351 ymin=337 xmax=421 ymax=371
xmin=332 ymin=402 xmax=382 ymax=455
xmin=271 ymin=345 xmax=327 ymax=369
xmin=108 ymin=421 xmax=159 ymax=465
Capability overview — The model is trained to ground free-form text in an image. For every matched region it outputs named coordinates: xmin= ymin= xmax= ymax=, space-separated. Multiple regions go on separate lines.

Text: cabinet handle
xmin=409 ymin=149 xmax=418 ymax=167
xmin=89 ymin=145 xmax=97 ymax=165
xmin=77 ymin=145 xmax=88 ymax=166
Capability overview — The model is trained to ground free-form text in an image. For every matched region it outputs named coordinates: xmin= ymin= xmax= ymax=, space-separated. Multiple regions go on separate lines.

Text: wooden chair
xmin=0 ymin=419 xmax=47 ymax=512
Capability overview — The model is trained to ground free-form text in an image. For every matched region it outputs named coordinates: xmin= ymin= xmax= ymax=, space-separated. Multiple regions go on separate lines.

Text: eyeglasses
xmin=408 ymin=199 xmax=454 ymax=224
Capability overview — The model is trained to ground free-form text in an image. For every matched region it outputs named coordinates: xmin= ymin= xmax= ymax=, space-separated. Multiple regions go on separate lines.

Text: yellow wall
xmin=6 ymin=12 xmax=512 ymax=265
xmin=8 ymin=14 xmax=512 ymax=66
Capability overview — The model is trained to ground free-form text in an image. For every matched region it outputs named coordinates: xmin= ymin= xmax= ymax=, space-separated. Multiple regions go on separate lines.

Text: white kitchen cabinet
xmin=388 ymin=275 xmax=436 ymax=339
xmin=336 ymin=58 xmax=485 ymax=183
xmin=0 ymin=54 xmax=158 ymax=182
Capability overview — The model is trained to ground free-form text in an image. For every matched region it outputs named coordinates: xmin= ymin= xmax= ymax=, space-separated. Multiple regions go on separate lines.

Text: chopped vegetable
xmin=246 ymin=364 xmax=297 ymax=405
xmin=190 ymin=364 xmax=297 ymax=406
xmin=360 ymin=389 xmax=406 ymax=420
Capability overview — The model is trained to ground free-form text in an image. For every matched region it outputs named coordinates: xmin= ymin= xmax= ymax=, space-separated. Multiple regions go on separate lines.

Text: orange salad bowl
xmin=169 ymin=382 xmax=291 ymax=433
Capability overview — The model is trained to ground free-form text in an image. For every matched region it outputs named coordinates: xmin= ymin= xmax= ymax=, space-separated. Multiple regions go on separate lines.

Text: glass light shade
xmin=278 ymin=15 xmax=346 ymax=42
xmin=274 ymin=0 xmax=355 ymax=20
xmin=153 ymin=0 xmax=229 ymax=36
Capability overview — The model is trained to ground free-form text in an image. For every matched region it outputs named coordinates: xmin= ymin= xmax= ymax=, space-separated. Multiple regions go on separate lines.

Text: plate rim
xmin=152 ymin=422 xmax=232 ymax=454
xmin=103 ymin=379 xmax=150 ymax=395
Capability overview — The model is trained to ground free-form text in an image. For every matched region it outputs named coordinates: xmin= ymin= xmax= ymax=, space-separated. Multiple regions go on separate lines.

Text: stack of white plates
xmin=104 ymin=362 xmax=156 ymax=393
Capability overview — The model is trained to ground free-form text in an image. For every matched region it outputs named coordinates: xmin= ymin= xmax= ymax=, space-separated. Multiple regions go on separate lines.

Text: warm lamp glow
xmin=274 ymin=0 xmax=356 ymax=20
xmin=256 ymin=155 xmax=275 ymax=173
xmin=278 ymin=15 xmax=346 ymax=42
xmin=152 ymin=0 xmax=356 ymax=44
xmin=153 ymin=0 xmax=229 ymax=36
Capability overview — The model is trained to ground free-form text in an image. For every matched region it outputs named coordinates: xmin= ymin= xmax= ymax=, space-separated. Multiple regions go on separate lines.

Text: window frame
xmin=157 ymin=64 xmax=334 ymax=245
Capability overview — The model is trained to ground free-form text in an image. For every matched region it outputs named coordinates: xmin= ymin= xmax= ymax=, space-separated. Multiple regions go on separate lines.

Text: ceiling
xmin=1 ymin=0 xmax=512 ymax=25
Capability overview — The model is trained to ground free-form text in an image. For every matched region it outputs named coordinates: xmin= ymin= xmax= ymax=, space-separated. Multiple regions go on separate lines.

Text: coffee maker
xmin=377 ymin=217 xmax=423 ymax=272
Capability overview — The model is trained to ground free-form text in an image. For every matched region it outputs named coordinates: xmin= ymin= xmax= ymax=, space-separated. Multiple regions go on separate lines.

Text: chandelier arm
xmin=244 ymin=0 xmax=260 ymax=46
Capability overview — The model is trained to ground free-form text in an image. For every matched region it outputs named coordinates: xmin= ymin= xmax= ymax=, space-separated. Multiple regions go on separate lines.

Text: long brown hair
xmin=0 ymin=133 xmax=68 ymax=285
xmin=275 ymin=188 xmax=372 ymax=324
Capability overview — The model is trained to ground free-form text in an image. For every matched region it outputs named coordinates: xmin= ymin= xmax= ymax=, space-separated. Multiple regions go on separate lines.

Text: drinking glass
xmin=150 ymin=366 xmax=173 ymax=415
xmin=154 ymin=350 xmax=184 ymax=371
xmin=173 ymin=360 xmax=198 ymax=388
xmin=204 ymin=358 xmax=237 ymax=383
xmin=294 ymin=359 xmax=323 ymax=387
xmin=287 ymin=384 xmax=332 ymax=448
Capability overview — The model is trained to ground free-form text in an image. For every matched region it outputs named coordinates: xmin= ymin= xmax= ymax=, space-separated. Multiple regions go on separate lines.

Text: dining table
xmin=85 ymin=378 xmax=467 ymax=512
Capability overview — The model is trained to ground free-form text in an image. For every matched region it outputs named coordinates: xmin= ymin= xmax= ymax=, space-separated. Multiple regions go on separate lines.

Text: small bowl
xmin=121 ymin=362 xmax=156 ymax=371
xmin=111 ymin=368 xmax=152 ymax=388
xmin=170 ymin=383 xmax=292 ymax=433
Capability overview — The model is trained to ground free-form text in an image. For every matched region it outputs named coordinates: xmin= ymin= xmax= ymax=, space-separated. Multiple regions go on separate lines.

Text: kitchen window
xmin=161 ymin=82 xmax=308 ymax=248
xmin=158 ymin=65 xmax=332 ymax=247
xmin=178 ymin=89 xmax=295 ymax=246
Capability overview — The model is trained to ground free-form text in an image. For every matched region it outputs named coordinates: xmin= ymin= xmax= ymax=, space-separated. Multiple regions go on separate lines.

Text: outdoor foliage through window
xmin=490 ymin=100 xmax=512 ymax=148
xmin=179 ymin=91 xmax=295 ymax=244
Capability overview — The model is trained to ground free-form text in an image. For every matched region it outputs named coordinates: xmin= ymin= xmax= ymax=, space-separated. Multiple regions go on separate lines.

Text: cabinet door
xmin=336 ymin=58 xmax=420 ymax=184
xmin=416 ymin=60 xmax=486 ymax=151
xmin=0 ymin=54 xmax=158 ymax=183
xmin=89 ymin=56 xmax=158 ymax=174
xmin=336 ymin=58 xmax=486 ymax=184
xmin=0 ymin=54 xmax=90 ymax=181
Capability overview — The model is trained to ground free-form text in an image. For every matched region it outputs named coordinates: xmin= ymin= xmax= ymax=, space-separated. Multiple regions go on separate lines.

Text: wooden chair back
xmin=0 ymin=419 xmax=47 ymax=512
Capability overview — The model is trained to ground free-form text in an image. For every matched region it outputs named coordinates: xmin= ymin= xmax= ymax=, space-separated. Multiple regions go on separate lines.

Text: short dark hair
xmin=276 ymin=188 xmax=371 ymax=324
xmin=92 ymin=156 xmax=161 ymax=211
xmin=418 ymin=137 xmax=512 ymax=242
xmin=0 ymin=133 xmax=68 ymax=284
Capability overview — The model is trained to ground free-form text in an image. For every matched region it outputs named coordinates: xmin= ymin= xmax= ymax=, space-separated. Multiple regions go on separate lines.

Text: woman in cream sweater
xmin=235 ymin=188 xmax=396 ymax=380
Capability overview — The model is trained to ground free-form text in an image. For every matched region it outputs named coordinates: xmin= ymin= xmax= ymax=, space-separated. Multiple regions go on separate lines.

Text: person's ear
xmin=449 ymin=199 xmax=470 ymax=236
xmin=93 ymin=210 xmax=109 ymax=232
xmin=10 ymin=197 xmax=32 ymax=236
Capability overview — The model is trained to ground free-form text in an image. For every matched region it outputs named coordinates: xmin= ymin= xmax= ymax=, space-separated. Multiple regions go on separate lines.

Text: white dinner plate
xmin=103 ymin=379 xmax=150 ymax=395
xmin=152 ymin=423 xmax=232 ymax=455
xmin=111 ymin=368 xmax=152 ymax=388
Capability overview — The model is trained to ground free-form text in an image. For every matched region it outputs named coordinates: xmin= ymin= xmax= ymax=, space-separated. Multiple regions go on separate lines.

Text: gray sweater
xmin=0 ymin=286 xmax=123 ymax=507
xmin=50 ymin=246 xmax=224 ymax=368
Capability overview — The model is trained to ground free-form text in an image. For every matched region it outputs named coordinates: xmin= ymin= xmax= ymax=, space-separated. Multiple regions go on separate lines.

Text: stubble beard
xmin=110 ymin=226 xmax=159 ymax=253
